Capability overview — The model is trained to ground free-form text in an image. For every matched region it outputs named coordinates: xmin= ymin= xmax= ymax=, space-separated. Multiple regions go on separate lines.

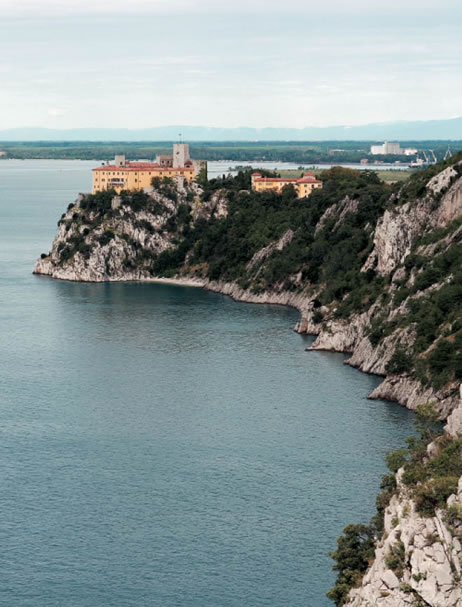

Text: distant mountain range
xmin=1 ymin=117 xmax=462 ymax=141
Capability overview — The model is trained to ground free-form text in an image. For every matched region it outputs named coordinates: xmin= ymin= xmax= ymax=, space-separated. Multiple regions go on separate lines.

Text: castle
xmin=251 ymin=172 xmax=322 ymax=198
xmin=92 ymin=144 xmax=206 ymax=194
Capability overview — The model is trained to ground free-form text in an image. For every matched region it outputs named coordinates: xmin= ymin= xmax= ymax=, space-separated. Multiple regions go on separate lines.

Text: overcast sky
xmin=0 ymin=0 xmax=461 ymax=129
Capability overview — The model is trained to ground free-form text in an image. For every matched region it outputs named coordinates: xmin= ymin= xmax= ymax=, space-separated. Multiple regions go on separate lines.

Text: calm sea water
xmin=0 ymin=160 xmax=415 ymax=606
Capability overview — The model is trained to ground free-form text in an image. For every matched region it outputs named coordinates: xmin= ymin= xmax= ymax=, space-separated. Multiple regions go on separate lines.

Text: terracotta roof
xmin=298 ymin=177 xmax=321 ymax=183
xmin=254 ymin=177 xmax=300 ymax=183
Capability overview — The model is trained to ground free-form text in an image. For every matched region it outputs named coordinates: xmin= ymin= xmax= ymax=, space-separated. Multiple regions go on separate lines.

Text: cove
xmin=0 ymin=160 xmax=416 ymax=606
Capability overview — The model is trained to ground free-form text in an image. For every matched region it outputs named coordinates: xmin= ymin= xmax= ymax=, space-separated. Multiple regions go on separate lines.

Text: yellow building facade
xmin=92 ymin=160 xmax=195 ymax=194
xmin=251 ymin=172 xmax=322 ymax=198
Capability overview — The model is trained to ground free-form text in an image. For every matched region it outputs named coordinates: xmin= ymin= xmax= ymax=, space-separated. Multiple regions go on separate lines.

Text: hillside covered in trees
xmin=35 ymin=156 xmax=462 ymax=403
xmin=35 ymin=154 xmax=462 ymax=606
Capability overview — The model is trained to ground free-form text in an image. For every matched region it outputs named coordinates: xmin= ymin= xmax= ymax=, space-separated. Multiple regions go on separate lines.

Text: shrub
xmin=384 ymin=539 xmax=406 ymax=578
xmin=80 ymin=190 xmax=114 ymax=213
xmin=313 ymin=310 xmax=323 ymax=324
xmin=385 ymin=449 xmax=409 ymax=473
xmin=414 ymin=477 xmax=459 ymax=516
xmin=327 ymin=524 xmax=375 ymax=606
xmin=97 ymin=231 xmax=114 ymax=247
xmin=428 ymin=438 xmax=462 ymax=478
xmin=386 ymin=347 xmax=412 ymax=374
xmin=443 ymin=503 xmax=462 ymax=530
xmin=427 ymin=339 xmax=456 ymax=388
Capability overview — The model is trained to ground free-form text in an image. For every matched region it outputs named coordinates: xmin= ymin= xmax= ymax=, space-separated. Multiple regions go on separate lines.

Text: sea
xmin=0 ymin=159 xmax=415 ymax=606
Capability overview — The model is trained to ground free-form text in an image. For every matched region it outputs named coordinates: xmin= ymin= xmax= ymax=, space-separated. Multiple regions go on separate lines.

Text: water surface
xmin=0 ymin=160 xmax=415 ymax=606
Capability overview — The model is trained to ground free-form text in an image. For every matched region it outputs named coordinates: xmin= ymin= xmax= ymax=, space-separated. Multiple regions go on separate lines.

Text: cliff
xmin=344 ymin=388 xmax=462 ymax=607
xmin=347 ymin=475 xmax=462 ymax=607
xmin=34 ymin=162 xmax=462 ymax=606
xmin=34 ymin=180 xmax=227 ymax=282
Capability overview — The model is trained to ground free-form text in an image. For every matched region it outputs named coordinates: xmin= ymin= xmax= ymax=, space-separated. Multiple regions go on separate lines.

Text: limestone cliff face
xmin=301 ymin=303 xmax=459 ymax=419
xmin=363 ymin=162 xmax=462 ymax=276
xmin=33 ymin=183 xmax=227 ymax=282
xmin=34 ymin=166 xmax=462 ymax=421
xmin=345 ymin=389 xmax=462 ymax=607
xmin=348 ymin=472 xmax=462 ymax=607
xmin=293 ymin=163 xmax=462 ymax=421
xmin=35 ymin=163 xmax=462 ymax=605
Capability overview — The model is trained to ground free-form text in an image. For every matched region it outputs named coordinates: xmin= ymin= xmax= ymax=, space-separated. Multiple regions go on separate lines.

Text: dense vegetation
xmin=154 ymin=167 xmax=391 ymax=293
xmin=51 ymin=157 xmax=462 ymax=395
xmin=115 ymin=158 xmax=462 ymax=393
xmin=44 ymin=151 xmax=462 ymax=606
xmin=2 ymin=139 xmax=462 ymax=163
xmin=139 ymin=159 xmax=461 ymax=605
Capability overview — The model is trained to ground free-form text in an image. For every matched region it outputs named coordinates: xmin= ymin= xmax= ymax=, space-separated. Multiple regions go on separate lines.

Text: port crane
xmin=408 ymin=150 xmax=430 ymax=169
xmin=443 ymin=146 xmax=452 ymax=161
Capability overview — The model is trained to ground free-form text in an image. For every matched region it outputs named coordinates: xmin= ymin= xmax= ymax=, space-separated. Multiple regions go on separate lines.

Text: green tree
xmin=386 ymin=347 xmax=412 ymax=374
xmin=327 ymin=524 xmax=375 ymax=606
xmin=385 ymin=449 xmax=409 ymax=473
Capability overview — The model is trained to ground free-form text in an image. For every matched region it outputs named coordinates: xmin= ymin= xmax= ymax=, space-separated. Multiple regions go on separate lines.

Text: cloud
xmin=0 ymin=0 xmax=461 ymax=129
xmin=0 ymin=0 xmax=187 ymax=16
xmin=1 ymin=0 xmax=460 ymax=16
xmin=47 ymin=107 xmax=65 ymax=117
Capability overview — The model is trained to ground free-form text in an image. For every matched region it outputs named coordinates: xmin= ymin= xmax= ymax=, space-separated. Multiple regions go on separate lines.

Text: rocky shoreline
xmin=35 ymin=264 xmax=461 ymax=427
xmin=177 ymin=276 xmax=461 ymax=423
xmin=33 ymin=163 xmax=462 ymax=606
xmin=33 ymin=267 xmax=462 ymax=606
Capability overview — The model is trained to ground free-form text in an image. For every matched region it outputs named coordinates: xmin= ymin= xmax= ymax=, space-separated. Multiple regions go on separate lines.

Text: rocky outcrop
xmin=347 ymin=473 xmax=462 ymax=607
xmin=363 ymin=201 xmax=430 ymax=276
xmin=363 ymin=160 xmax=462 ymax=276
xmin=246 ymin=229 xmax=294 ymax=274
xmin=344 ymin=391 xmax=462 ymax=606
xmin=34 ymin=208 xmax=171 ymax=282
xmin=192 ymin=188 xmax=228 ymax=220
xmin=34 ymin=174 xmax=461 ymax=419
xmin=316 ymin=195 xmax=359 ymax=235
xmin=34 ymin=161 xmax=462 ymax=606
xmin=446 ymin=386 xmax=462 ymax=438
xmin=437 ymin=172 xmax=462 ymax=227
xmin=369 ymin=377 xmax=460 ymax=419
xmin=34 ymin=185 xmax=228 ymax=283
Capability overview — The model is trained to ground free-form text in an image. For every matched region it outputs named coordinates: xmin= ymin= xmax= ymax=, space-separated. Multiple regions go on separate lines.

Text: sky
xmin=0 ymin=0 xmax=461 ymax=129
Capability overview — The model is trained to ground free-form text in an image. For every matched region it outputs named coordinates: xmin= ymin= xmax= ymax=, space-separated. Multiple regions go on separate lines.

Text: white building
xmin=370 ymin=142 xmax=403 ymax=155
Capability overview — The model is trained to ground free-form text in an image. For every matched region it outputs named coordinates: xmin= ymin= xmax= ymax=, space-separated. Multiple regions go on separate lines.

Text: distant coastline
xmin=2 ymin=116 xmax=462 ymax=141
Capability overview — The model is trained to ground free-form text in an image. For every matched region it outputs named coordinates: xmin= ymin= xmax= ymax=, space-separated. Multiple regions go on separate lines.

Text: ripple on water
xmin=0 ymin=160 xmax=416 ymax=607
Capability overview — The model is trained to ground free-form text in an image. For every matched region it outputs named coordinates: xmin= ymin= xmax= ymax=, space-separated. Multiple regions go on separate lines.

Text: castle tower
xmin=173 ymin=143 xmax=190 ymax=168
